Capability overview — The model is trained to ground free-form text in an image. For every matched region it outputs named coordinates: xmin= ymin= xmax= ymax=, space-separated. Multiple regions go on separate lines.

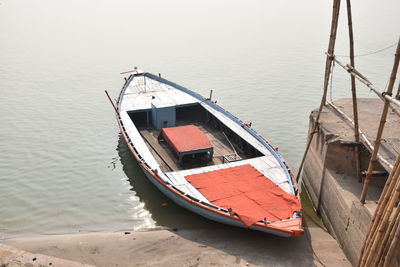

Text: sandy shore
xmin=1 ymin=224 xmax=350 ymax=267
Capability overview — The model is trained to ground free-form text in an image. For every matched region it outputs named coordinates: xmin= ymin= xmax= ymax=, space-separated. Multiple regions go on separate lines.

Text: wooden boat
xmin=108 ymin=69 xmax=303 ymax=237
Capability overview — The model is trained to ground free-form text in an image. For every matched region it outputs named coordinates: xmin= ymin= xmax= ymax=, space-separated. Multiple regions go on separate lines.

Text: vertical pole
xmin=360 ymin=37 xmax=400 ymax=204
xmin=297 ymin=0 xmax=342 ymax=184
xmin=346 ymin=0 xmax=362 ymax=181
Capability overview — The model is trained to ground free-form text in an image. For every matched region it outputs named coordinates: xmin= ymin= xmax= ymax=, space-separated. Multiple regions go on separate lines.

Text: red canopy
xmin=185 ymin=164 xmax=300 ymax=228
xmin=161 ymin=125 xmax=212 ymax=153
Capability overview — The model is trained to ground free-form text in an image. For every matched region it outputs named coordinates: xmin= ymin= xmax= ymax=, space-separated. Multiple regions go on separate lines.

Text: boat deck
xmin=138 ymin=120 xmax=293 ymax=197
xmin=139 ymin=121 xmax=250 ymax=173
xmin=164 ymin=155 xmax=293 ymax=199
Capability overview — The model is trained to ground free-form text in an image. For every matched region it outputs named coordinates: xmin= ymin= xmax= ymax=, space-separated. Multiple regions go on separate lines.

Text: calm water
xmin=0 ymin=0 xmax=399 ymax=238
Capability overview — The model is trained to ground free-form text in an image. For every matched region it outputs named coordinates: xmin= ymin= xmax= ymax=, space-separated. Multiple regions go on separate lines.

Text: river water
xmin=0 ymin=0 xmax=399 ymax=238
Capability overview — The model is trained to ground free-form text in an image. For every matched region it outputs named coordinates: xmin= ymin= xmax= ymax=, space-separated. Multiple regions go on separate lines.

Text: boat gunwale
xmin=115 ymin=72 xmax=303 ymax=237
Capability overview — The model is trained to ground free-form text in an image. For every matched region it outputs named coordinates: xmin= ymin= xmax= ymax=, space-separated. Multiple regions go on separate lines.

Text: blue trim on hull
xmin=140 ymin=166 xmax=291 ymax=237
xmin=117 ymin=74 xmax=134 ymax=110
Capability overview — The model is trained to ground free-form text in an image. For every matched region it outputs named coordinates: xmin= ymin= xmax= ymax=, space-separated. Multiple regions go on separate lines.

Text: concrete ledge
xmin=302 ymin=98 xmax=400 ymax=266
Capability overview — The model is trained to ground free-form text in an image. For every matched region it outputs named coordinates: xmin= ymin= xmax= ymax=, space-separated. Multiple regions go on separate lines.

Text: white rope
xmin=335 ymin=42 xmax=397 ymax=58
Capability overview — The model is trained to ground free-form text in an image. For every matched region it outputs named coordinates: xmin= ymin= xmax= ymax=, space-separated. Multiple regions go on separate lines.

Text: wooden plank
xmin=120 ymin=75 xmax=199 ymax=112
xmin=200 ymin=102 xmax=273 ymax=157
xmin=139 ymin=120 xmax=248 ymax=172
xmin=166 ymin=172 xmax=210 ymax=203
xmin=164 ymin=173 xmax=177 ymax=185
xmin=168 ymin=171 xmax=188 ymax=185
xmin=259 ymin=156 xmax=276 ymax=168
xmin=167 ymin=156 xmax=292 ymax=194
xmin=140 ymin=129 xmax=181 ymax=171
xmin=120 ymin=112 xmax=160 ymax=170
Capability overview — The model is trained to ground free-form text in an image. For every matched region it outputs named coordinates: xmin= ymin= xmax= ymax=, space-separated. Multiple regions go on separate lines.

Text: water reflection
xmin=117 ymin=134 xmax=222 ymax=230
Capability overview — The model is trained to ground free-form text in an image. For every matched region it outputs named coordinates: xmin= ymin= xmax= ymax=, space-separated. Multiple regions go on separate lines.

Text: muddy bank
xmin=2 ymin=224 xmax=350 ymax=267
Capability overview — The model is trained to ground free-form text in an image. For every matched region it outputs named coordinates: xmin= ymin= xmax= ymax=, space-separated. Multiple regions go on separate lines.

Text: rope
xmin=336 ymin=42 xmax=397 ymax=58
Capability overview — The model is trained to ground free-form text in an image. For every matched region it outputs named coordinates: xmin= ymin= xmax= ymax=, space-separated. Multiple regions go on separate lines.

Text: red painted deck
xmin=185 ymin=164 xmax=300 ymax=228
xmin=160 ymin=125 xmax=213 ymax=153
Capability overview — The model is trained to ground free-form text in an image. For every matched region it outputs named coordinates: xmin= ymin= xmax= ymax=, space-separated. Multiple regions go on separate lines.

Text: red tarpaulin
xmin=160 ymin=125 xmax=212 ymax=153
xmin=185 ymin=164 xmax=300 ymax=228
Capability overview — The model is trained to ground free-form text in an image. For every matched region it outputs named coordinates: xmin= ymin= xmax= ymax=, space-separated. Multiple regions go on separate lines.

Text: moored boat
xmin=108 ymin=69 xmax=303 ymax=237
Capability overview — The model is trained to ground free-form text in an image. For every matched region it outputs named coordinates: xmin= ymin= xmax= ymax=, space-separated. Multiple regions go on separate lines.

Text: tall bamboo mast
xmin=296 ymin=0 xmax=341 ymax=185
xmin=360 ymin=37 xmax=400 ymax=204
xmin=345 ymin=0 xmax=361 ymax=181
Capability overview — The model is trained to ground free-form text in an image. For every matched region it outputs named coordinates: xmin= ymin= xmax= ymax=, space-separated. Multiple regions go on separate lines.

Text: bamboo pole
xmin=371 ymin=163 xmax=400 ymax=259
xmin=360 ymin=157 xmax=400 ymax=265
xmin=378 ymin=207 xmax=400 ymax=266
xmin=327 ymin=54 xmax=400 ymax=114
xmin=296 ymin=0 xmax=341 ymax=186
xmin=359 ymin=157 xmax=399 ymax=265
xmin=105 ymin=90 xmax=119 ymax=114
xmin=362 ymin=176 xmax=400 ymax=266
xmin=345 ymin=0 xmax=362 ymax=181
xmin=376 ymin=204 xmax=400 ymax=266
xmin=360 ymin=37 xmax=400 ymax=204
xmin=383 ymin=219 xmax=400 ymax=267
xmin=362 ymin=187 xmax=398 ymax=266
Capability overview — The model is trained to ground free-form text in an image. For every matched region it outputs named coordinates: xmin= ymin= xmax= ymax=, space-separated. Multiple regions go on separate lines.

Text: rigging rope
xmin=335 ymin=42 xmax=397 ymax=58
